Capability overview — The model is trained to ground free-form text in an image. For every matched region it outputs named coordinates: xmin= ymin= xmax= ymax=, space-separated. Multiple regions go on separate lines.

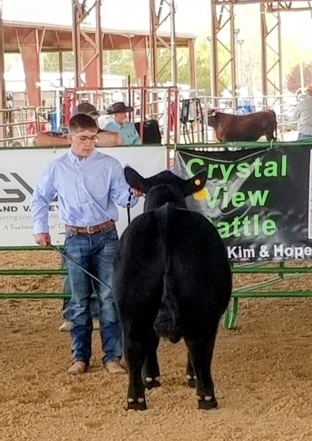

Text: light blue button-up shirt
xmin=31 ymin=149 xmax=138 ymax=234
xmin=104 ymin=119 xmax=142 ymax=145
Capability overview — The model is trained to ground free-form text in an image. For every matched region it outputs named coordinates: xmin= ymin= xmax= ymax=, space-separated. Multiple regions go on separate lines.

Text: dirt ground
xmin=1 ymin=251 xmax=312 ymax=441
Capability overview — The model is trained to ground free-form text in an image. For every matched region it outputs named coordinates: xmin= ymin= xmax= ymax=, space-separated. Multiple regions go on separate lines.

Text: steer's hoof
xmin=127 ymin=398 xmax=147 ymax=411
xmin=197 ymin=396 xmax=218 ymax=411
xmin=145 ymin=377 xmax=161 ymax=390
xmin=187 ymin=375 xmax=196 ymax=389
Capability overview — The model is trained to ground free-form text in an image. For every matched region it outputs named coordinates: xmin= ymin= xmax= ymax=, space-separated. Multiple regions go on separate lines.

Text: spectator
xmin=104 ymin=101 xmax=142 ymax=145
xmin=31 ymin=113 xmax=142 ymax=375
xmin=293 ymin=85 xmax=312 ymax=140
xmin=33 ymin=102 xmax=122 ymax=147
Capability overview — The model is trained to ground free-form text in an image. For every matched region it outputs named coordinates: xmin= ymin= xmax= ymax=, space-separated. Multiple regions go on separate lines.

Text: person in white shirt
xmin=293 ymin=85 xmax=312 ymax=140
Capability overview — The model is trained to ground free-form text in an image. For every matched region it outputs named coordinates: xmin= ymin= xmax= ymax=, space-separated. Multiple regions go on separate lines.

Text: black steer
xmin=113 ymin=167 xmax=232 ymax=411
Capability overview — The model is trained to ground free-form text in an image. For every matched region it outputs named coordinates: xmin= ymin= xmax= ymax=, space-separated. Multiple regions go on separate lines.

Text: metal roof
xmin=4 ymin=20 xmax=196 ymax=53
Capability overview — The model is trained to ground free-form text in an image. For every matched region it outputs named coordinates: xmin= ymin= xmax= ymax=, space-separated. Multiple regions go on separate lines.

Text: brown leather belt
xmin=65 ymin=220 xmax=115 ymax=235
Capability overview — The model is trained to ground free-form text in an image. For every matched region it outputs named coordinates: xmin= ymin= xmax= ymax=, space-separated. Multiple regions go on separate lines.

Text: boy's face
xmin=68 ymin=128 xmax=98 ymax=158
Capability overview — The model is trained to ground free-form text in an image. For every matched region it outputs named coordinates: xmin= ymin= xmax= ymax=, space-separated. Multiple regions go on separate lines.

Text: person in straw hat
xmin=293 ymin=85 xmax=312 ymax=140
xmin=103 ymin=101 xmax=142 ymax=146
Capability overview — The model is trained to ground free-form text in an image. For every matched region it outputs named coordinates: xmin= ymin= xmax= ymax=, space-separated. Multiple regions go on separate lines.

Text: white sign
xmin=0 ymin=146 xmax=167 ymax=246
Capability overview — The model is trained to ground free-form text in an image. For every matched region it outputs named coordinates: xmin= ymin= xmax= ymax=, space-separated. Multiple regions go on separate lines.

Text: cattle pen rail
xmin=1 ymin=247 xmax=312 ymax=330
xmin=225 ymin=261 xmax=312 ymax=329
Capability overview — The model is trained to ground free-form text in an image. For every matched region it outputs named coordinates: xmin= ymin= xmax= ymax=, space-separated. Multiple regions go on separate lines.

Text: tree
xmin=286 ymin=62 xmax=312 ymax=93
xmin=41 ymin=38 xmax=231 ymax=94
xmin=103 ymin=50 xmax=136 ymax=79
xmin=196 ymin=35 xmax=232 ymax=94
xmin=195 ymin=37 xmax=212 ymax=93
xmin=152 ymin=47 xmax=190 ymax=85
xmin=43 ymin=52 xmax=74 ymax=72
xmin=241 ymin=51 xmax=262 ymax=96
xmin=151 ymin=36 xmax=231 ymax=93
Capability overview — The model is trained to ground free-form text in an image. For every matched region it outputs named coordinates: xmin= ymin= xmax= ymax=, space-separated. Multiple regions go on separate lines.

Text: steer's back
xmin=114 ymin=204 xmax=232 ymax=332
xmin=167 ymin=208 xmax=232 ymax=321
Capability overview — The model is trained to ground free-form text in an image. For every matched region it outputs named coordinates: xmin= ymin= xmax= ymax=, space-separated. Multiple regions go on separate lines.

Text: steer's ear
xmin=182 ymin=169 xmax=207 ymax=196
xmin=124 ymin=166 xmax=149 ymax=193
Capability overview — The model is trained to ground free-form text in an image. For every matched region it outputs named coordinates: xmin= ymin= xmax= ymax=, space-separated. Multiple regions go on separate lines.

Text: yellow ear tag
xmin=193 ymin=187 xmax=209 ymax=201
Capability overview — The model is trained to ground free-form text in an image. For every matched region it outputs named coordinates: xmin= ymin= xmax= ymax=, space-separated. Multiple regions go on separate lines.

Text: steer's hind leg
xmin=266 ymin=130 xmax=276 ymax=142
xmin=124 ymin=336 xmax=148 ymax=411
xmin=186 ymin=349 xmax=196 ymax=388
xmin=185 ymin=330 xmax=219 ymax=411
xmin=143 ymin=332 xmax=161 ymax=390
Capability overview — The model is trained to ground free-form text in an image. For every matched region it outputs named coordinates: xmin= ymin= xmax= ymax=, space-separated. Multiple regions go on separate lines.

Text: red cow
xmin=208 ymin=109 xmax=277 ymax=142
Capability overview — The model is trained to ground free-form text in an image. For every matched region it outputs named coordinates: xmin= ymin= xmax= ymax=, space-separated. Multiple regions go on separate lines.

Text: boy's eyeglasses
xmin=74 ymin=135 xmax=98 ymax=143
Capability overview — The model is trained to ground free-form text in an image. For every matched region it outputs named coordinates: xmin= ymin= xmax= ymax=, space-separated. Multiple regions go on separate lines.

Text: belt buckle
xmin=86 ymin=226 xmax=94 ymax=234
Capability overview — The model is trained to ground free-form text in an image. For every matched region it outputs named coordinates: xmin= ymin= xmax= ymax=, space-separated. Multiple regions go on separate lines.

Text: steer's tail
xmin=273 ymin=115 xmax=278 ymax=141
xmin=153 ymin=203 xmax=182 ymax=344
xmin=268 ymin=109 xmax=278 ymax=141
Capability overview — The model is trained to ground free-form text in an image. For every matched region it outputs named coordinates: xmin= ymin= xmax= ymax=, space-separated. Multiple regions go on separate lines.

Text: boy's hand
xmin=34 ymin=233 xmax=51 ymax=246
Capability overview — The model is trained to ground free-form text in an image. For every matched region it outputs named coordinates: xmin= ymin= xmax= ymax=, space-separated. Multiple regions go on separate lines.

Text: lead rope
xmin=49 ymin=243 xmax=112 ymax=288
xmin=127 ymin=188 xmax=133 ymax=225
xmin=50 ymin=188 xmax=134 ymax=285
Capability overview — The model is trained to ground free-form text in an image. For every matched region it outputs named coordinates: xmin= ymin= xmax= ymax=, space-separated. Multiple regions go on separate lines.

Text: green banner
xmin=176 ymin=146 xmax=312 ymax=261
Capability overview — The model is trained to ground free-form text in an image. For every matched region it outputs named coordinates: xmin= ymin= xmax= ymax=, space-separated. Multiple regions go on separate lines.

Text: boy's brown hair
xmin=68 ymin=114 xmax=97 ymax=133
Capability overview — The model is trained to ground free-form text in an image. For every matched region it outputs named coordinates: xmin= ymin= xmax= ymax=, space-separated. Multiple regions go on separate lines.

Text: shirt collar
xmin=113 ymin=119 xmax=125 ymax=127
xmin=68 ymin=148 xmax=98 ymax=164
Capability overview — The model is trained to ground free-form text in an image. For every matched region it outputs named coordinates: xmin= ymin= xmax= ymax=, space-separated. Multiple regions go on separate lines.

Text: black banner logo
xmin=0 ymin=173 xmax=34 ymax=203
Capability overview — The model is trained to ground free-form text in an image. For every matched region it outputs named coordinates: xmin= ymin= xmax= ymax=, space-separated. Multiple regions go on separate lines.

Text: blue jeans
xmin=62 ymin=261 xmax=100 ymax=320
xmin=64 ymin=227 xmax=122 ymax=366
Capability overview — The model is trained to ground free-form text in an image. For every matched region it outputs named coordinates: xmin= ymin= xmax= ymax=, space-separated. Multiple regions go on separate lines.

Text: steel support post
xmin=210 ymin=0 xmax=308 ymax=101
xmin=0 ymin=0 xmax=5 ymax=145
xmin=149 ymin=0 xmax=178 ymax=86
xmin=72 ymin=0 xmax=103 ymax=88
xmin=260 ymin=5 xmax=282 ymax=98
xmin=210 ymin=2 xmax=237 ymax=102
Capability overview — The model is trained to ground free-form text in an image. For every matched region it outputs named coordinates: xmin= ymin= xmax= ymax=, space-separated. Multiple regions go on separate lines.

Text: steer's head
xmin=207 ymin=108 xmax=217 ymax=127
xmin=125 ymin=167 xmax=207 ymax=211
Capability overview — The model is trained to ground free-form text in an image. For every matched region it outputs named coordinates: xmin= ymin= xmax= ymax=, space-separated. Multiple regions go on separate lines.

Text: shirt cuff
xmin=33 ymin=223 xmax=49 ymax=235
xmin=128 ymin=192 xmax=140 ymax=207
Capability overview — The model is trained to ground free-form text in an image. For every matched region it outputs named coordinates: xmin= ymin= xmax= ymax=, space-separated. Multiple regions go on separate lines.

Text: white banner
xmin=0 ymin=146 xmax=167 ymax=246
